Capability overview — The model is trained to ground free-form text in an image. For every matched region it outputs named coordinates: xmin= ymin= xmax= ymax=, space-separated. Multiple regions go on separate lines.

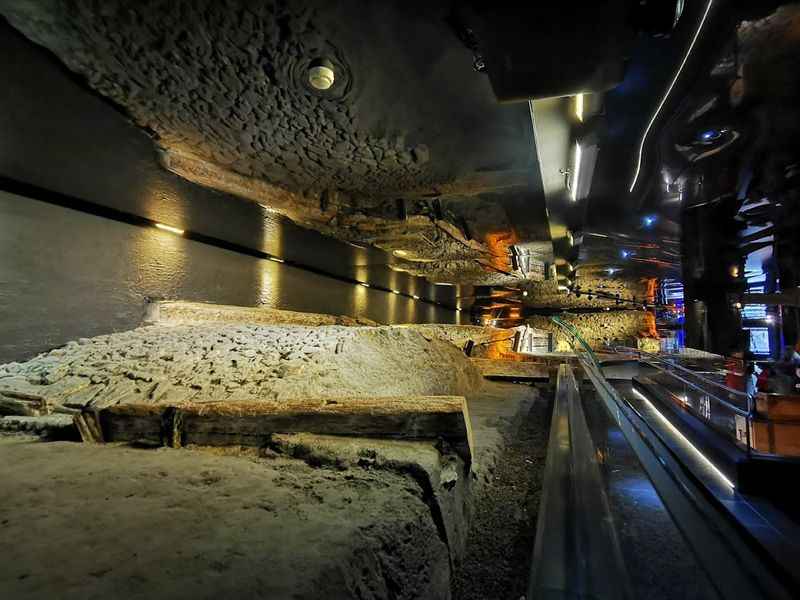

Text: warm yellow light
xmin=154 ymin=223 xmax=184 ymax=235
xmin=360 ymin=282 xmax=370 ymax=288
xmin=575 ymin=93 xmax=584 ymax=122
xmin=392 ymin=290 xmax=401 ymax=295
xmin=269 ymin=257 xmax=285 ymax=263
xmin=730 ymin=266 xmax=739 ymax=278
xmin=412 ymin=294 xmax=420 ymax=300
xmin=571 ymin=142 xmax=582 ymax=202
xmin=393 ymin=249 xmax=409 ymax=257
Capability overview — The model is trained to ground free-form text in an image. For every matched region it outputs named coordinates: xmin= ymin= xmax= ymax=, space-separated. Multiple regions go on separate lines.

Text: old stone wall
xmin=527 ymin=311 xmax=649 ymax=351
xmin=0 ymin=323 xmax=482 ymax=413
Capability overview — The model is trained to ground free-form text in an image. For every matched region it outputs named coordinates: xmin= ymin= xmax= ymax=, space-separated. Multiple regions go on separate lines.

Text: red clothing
xmin=725 ymin=358 xmax=746 ymax=392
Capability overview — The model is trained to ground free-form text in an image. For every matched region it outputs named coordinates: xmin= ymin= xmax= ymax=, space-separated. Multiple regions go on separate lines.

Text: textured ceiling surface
xmin=1 ymin=0 xmax=551 ymax=286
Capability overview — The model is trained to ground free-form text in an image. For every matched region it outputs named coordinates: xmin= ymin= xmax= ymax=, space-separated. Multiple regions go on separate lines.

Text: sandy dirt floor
xmin=0 ymin=380 xmax=545 ymax=600
xmin=0 ymin=435 xmax=451 ymax=600
xmin=453 ymin=383 xmax=551 ymax=600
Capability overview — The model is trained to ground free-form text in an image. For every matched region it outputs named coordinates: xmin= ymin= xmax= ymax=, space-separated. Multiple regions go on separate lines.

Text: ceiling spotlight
xmin=607 ymin=267 xmax=618 ymax=275
xmin=522 ymin=290 xmax=529 ymax=297
xmin=269 ymin=256 xmax=285 ymax=263
xmin=308 ymin=59 xmax=335 ymax=90
xmin=359 ymin=282 xmax=370 ymax=288
xmin=412 ymin=294 xmax=420 ymax=300
xmin=392 ymin=290 xmax=401 ymax=295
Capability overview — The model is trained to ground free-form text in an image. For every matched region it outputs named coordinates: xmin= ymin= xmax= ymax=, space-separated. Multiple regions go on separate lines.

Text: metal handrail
xmin=528 ymin=363 xmax=633 ymax=600
xmin=613 ymin=345 xmax=749 ymax=402
xmin=549 ymin=319 xmax=793 ymax=599
xmin=614 ymin=345 xmax=753 ymax=423
xmin=552 ymin=320 xmax=753 ymax=453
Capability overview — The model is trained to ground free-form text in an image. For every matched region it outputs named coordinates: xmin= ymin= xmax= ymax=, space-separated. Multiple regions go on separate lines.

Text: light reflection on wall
xmin=257 ymin=259 xmax=282 ymax=308
xmin=132 ymin=227 xmax=189 ymax=295
xmin=260 ymin=205 xmax=284 ymax=257
xmin=386 ymin=286 xmax=398 ymax=323
xmin=352 ymin=281 xmax=369 ymax=317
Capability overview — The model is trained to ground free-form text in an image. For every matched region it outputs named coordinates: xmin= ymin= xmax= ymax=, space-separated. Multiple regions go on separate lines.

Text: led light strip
xmin=571 ymin=142 xmax=582 ymax=201
xmin=154 ymin=222 xmax=184 ymax=235
xmin=628 ymin=0 xmax=715 ymax=193
xmin=632 ymin=387 xmax=734 ymax=488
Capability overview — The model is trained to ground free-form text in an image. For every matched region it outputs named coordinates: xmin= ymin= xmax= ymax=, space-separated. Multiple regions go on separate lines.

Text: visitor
xmin=745 ymin=361 xmax=762 ymax=400
xmin=756 ymin=365 xmax=772 ymax=393
xmin=774 ymin=345 xmax=800 ymax=394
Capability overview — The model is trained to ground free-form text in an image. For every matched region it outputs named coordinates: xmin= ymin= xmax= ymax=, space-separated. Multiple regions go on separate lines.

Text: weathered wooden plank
xmin=98 ymin=404 xmax=164 ymax=445
xmin=72 ymin=413 xmax=97 ymax=443
xmin=95 ymin=396 xmax=473 ymax=463
xmin=0 ymin=395 xmax=42 ymax=417
xmin=469 ymin=358 xmax=549 ymax=381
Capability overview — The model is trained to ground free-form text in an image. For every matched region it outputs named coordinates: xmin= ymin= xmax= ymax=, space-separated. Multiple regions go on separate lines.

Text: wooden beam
xmin=93 ymin=396 xmax=474 ymax=463
xmin=407 ymin=170 xmax=531 ymax=199
xmin=470 ymin=358 xmax=549 ymax=381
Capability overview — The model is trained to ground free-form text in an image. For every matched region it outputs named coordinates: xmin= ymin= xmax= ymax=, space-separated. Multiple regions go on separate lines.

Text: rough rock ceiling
xmin=2 ymin=0 xmax=551 ymax=286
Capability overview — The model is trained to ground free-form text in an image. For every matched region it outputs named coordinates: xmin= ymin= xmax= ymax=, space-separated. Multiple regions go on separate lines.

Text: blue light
xmin=643 ymin=215 xmax=657 ymax=227
xmin=699 ymin=128 xmax=720 ymax=142
xmin=621 ymin=250 xmax=630 ymax=259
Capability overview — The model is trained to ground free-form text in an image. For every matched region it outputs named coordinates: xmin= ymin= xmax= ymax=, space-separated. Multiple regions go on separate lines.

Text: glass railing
xmin=550 ymin=318 xmax=759 ymax=457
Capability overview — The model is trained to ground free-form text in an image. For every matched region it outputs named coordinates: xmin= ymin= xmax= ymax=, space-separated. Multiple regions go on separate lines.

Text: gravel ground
xmin=452 ymin=384 xmax=551 ymax=600
xmin=582 ymin=384 xmax=720 ymax=600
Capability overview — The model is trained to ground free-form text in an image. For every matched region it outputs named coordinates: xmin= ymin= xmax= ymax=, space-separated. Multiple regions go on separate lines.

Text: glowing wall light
xmin=154 ymin=223 xmax=184 ymax=235
xmin=571 ymin=142 xmax=582 ymax=202
xmin=575 ymin=93 xmax=584 ymax=122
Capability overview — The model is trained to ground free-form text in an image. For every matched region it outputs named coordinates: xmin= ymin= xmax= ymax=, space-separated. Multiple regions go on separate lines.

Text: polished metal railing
xmin=547 ymin=317 xmax=794 ymax=599
xmin=609 ymin=344 xmax=754 ymax=456
xmin=612 ymin=345 xmax=751 ymax=414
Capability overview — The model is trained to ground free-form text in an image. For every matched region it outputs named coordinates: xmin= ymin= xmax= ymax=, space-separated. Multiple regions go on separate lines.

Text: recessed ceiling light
xmin=308 ymin=63 xmax=335 ymax=90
